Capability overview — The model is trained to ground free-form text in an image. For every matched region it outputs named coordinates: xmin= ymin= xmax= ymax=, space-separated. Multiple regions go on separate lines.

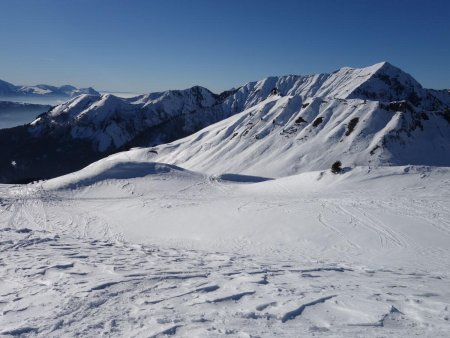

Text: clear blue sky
xmin=0 ymin=0 xmax=449 ymax=93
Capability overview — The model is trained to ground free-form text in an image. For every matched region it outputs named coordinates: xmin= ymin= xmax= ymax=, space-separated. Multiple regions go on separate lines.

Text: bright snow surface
xmin=1 ymin=62 xmax=450 ymax=337
xmin=1 ymin=159 xmax=449 ymax=337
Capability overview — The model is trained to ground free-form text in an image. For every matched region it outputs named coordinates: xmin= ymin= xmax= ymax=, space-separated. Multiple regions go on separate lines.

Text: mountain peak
xmin=344 ymin=62 xmax=434 ymax=106
xmin=367 ymin=61 xmax=410 ymax=77
xmin=371 ymin=60 xmax=391 ymax=69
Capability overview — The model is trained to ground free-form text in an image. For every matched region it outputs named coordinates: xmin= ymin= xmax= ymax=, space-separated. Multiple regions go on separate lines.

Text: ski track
xmin=0 ymin=171 xmax=450 ymax=337
xmin=332 ymin=202 xmax=408 ymax=248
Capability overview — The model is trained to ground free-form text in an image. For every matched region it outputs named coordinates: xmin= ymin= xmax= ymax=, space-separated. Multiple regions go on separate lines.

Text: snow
xmin=1 ymin=162 xmax=449 ymax=337
xmin=1 ymin=62 xmax=450 ymax=336
xmin=29 ymin=86 xmax=223 ymax=152
xmin=18 ymin=86 xmax=53 ymax=95
xmin=142 ymin=94 xmax=450 ymax=177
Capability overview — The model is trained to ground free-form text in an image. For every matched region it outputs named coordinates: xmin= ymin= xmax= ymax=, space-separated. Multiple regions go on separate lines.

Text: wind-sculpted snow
xmin=44 ymin=161 xmax=194 ymax=190
xmin=0 ymin=227 xmax=449 ymax=337
xmin=1 ymin=165 xmax=450 ymax=336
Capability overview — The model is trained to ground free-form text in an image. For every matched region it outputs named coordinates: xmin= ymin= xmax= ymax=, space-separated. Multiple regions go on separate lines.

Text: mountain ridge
xmin=0 ymin=78 xmax=99 ymax=98
xmin=1 ymin=62 xmax=449 ymax=183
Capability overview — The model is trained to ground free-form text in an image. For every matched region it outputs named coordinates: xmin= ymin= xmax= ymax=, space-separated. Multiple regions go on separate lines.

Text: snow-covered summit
xmin=221 ymin=61 xmax=449 ymax=113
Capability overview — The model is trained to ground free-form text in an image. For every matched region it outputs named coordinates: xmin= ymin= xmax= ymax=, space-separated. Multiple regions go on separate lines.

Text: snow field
xmin=0 ymin=163 xmax=449 ymax=336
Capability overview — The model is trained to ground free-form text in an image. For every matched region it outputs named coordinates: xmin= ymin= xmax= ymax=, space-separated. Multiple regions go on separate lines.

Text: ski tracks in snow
xmin=1 ymin=172 xmax=450 ymax=336
xmin=1 ymin=228 xmax=449 ymax=337
xmin=0 ymin=184 xmax=116 ymax=242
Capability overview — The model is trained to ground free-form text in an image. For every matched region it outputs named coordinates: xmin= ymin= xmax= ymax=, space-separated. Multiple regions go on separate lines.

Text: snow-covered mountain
xmin=147 ymin=63 xmax=450 ymax=177
xmin=29 ymin=86 xmax=226 ymax=152
xmin=139 ymin=62 xmax=450 ymax=177
xmin=0 ymin=86 xmax=234 ymax=183
xmin=0 ymin=78 xmax=99 ymax=98
xmin=1 ymin=62 xmax=449 ymax=183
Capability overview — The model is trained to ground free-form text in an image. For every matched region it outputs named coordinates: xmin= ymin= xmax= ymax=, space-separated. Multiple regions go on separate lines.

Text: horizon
xmin=2 ymin=61 xmax=449 ymax=96
xmin=1 ymin=0 xmax=449 ymax=93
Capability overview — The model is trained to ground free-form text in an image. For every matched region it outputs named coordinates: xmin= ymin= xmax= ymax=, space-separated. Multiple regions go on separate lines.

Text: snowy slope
xmin=1 ymin=163 xmax=450 ymax=337
xmin=32 ymin=62 xmax=450 ymax=177
xmin=32 ymin=154 xmax=450 ymax=271
xmin=147 ymin=96 xmax=450 ymax=177
xmin=31 ymin=86 xmax=222 ymax=152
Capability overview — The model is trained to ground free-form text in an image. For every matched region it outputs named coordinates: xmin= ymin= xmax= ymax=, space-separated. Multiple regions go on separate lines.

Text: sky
xmin=0 ymin=0 xmax=449 ymax=93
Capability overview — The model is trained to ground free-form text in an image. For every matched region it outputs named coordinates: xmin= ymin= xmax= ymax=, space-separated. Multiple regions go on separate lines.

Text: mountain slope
xmin=2 ymin=164 xmax=450 ymax=337
xmin=126 ymin=95 xmax=450 ymax=177
xmin=30 ymin=86 xmax=223 ymax=152
xmin=0 ymin=86 xmax=234 ymax=183
xmin=136 ymin=63 xmax=450 ymax=176
xmin=1 ymin=62 xmax=449 ymax=183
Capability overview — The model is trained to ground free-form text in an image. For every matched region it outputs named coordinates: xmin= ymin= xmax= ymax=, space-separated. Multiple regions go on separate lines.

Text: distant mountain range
xmin=0 ymin=62 xmax=449 ymax=183
xmin=0 ymin=78 xmax=99 ymax=99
